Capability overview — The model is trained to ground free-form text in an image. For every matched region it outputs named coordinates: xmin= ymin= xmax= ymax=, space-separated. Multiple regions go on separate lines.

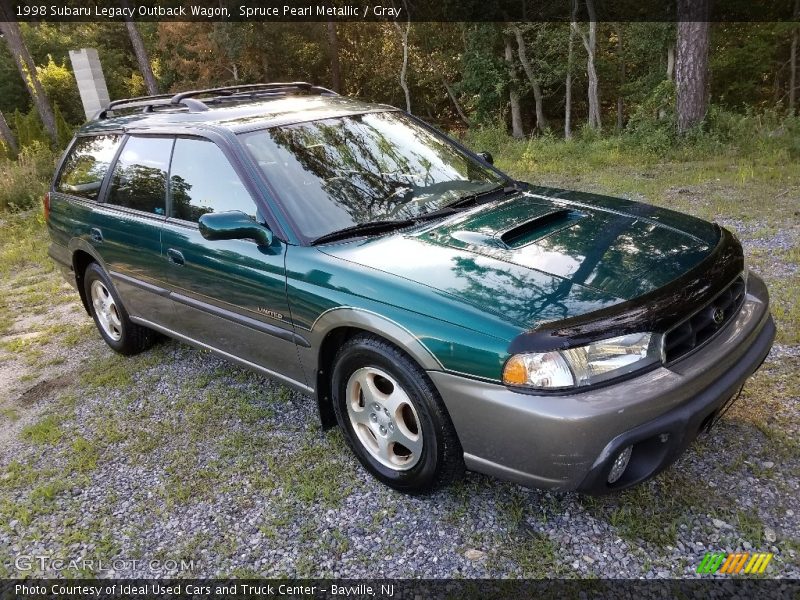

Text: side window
xmin=169 ymin=138 xmax=256 ymax=222
xmin=56 ymin=135 xmax=121 ymax=201
xmin=107 ymin=136 xmax=173 ymax=215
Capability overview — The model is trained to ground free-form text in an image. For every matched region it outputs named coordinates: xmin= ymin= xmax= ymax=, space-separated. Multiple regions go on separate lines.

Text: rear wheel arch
xmin=72 ymin=249 xmax=96 ymax=314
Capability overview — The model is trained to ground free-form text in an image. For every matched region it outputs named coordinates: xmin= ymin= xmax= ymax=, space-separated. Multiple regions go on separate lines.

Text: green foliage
xmin=0 ymin=41 xmax=30 ymax=115
xmin=13 ymin=108 xmax=48 ymax=148
xmin=459 ymin=24 xmax=507 ymax=125
xmin=52 ymin=103 xmax=74 ymax=149
xmin=624 ymin=80 xmax=677 ymax=154
xmin=0 ymin=142 xmax=55 ymax=211
xmin=36 ymin=55 xmax=83 ymax=125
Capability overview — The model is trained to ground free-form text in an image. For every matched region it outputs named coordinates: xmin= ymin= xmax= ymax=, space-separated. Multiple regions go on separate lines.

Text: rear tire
xmin=83 ymin=262 xmax=156 ymax=355
xmin=332 ymin=333 xmax=464 ymax=494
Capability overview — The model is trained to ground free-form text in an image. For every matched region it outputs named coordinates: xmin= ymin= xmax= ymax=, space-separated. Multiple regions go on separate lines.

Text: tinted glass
xmin=169 ymin=138 xmax=256 ymax=221
xmin=56 ymin=135 xmax=121 ymax=201
xmin=239 ymin=112 xmax=504 ymax=240
xmin=107 ymin=136 xmax=173 ymax=215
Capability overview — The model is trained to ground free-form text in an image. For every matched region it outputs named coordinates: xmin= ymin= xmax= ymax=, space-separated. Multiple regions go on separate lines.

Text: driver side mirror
xmin=198 ymin=211 xmax=273 ymax=246
xmin=478 ymin=151 xmax=494 ymax=165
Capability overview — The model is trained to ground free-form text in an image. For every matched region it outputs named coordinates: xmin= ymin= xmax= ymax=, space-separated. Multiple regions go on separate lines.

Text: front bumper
xmin=430 ymin=272 xmax=775 ymax=494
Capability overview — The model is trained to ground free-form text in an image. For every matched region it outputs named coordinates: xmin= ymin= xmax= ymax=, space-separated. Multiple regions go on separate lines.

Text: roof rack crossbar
xmin=96 ymin=82 xmax=338 ymax=120
xmin=170 ymin=82 xmax=326 ymax=103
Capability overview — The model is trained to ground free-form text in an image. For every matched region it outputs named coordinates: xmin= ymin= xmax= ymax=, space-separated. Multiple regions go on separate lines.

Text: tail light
xmin=43 ymin=192 xmax=50 ymax=221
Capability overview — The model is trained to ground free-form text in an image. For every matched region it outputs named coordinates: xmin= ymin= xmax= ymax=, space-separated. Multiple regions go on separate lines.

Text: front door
xmin=160 ymin=136 xmax=305 ymax=387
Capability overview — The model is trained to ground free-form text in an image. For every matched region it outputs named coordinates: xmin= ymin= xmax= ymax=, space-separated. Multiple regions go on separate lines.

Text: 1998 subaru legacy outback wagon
xmin=46 ymin=82 xmax=775 ymax=494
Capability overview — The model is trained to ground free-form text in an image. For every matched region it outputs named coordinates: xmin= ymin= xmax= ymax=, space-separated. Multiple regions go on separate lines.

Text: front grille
xmin=663 ymin=275 xmax=746 ymax=363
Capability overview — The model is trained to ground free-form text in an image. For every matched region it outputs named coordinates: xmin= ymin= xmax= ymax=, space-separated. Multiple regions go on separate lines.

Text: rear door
xmin=160 ymin=136 xmax=305 ymax=387
xmin=70 ymin=134 xmax=174 ymax=324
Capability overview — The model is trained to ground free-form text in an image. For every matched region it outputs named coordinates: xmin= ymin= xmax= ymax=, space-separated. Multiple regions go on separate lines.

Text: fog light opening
xmin=607 ymin=445 xmax=633 ymax=484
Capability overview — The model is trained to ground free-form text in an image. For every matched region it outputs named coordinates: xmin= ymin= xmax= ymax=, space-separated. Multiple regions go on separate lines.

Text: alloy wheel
xmin=345 ymin=366 xmax=423 ymax=470
xmin=90 ymin=279 xmax=122 ymax=341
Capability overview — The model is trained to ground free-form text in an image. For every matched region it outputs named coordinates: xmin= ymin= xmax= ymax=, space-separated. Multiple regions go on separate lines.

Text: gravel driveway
xmin=0 ymin=178 xmax=798 ymax=579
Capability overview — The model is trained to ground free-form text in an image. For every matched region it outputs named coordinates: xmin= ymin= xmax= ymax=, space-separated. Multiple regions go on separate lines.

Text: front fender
xmin=307 ymin=306 xmax=445 ymax=373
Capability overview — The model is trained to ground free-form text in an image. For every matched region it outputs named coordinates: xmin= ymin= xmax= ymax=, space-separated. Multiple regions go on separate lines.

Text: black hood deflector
xmin=508 ymin=226 xmax=744 ymax=353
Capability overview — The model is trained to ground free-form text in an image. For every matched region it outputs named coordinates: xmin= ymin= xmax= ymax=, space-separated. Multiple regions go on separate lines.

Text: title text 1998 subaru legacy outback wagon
xmin=46 ymin=82 xmax=775 ymax=494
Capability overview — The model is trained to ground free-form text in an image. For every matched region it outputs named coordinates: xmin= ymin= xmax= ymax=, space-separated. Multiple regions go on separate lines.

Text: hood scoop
xmin=500 ymin=208 xmax=583 ymax=248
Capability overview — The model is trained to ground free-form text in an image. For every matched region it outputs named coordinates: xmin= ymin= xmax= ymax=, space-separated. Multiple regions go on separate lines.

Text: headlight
xmin=503 ymin=332 xmax=662 ymax=390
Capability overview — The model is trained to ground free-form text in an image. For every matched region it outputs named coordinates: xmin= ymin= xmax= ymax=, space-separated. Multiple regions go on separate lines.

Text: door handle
xmin=89 ymin=228 xmax=103 ymax=243
xmin=167 ymin=248 xmax=185 ymax=266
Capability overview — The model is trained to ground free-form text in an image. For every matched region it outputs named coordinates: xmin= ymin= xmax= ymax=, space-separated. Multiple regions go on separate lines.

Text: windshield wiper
xmin=310 ymin=219 xmax=414 ymax=245
xmin=420 ymin=182 xmax=520 ymax=220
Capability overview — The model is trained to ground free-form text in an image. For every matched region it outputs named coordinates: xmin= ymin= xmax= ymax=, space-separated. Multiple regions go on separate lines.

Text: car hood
xmin=320 ymin=186 xmax=720 ymax=329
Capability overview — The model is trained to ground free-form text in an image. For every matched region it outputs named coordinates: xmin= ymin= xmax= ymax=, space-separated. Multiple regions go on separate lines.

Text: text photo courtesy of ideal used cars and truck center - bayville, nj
xmin=0 ymin=1 xmax=798 ymax=599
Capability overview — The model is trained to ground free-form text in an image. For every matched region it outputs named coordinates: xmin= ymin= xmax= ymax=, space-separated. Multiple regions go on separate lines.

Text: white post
xmin=68 ymin=48 xmax=111 ymax=120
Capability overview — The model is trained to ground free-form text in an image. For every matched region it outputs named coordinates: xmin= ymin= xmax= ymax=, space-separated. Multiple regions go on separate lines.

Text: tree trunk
xmin=565 ymin=1 xmax=577 ymax=139
xmin=572 ymin=0 xmax=601 ymax=130
xmin=122 ymin=5 xmax=159 ymax=96
xmin=586 ymin=5 xmax=601 ymax=130
xmin=327 ymin=20 xmax=342 ymax=93
xmin=393 ymin=19 xmax=412 ymax=113
xmin=790 ymin=0 xmax=799 ymax=115
xmin=504 ymin=36 xmax=524 ymax=139
xmin=616 ymin=24 xmax=625 ymax=132
xmin=676 ymin=0 xmax=711 ymax=134
xmin=666 ymin=44 xmax=675 ymax=81
xmin=443 ymin=78 xmax=470 ymax=127
xmin=511 ymin=24 xmax=546 ymax=133
xmin=0 ymin=110 xmax=18 ymax=155
xmin=0 ymin=17 xmax=58 ymax=145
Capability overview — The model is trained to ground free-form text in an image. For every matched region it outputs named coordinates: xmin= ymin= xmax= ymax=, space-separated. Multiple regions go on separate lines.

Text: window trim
xmin=100 ymin=134 xmax=175 ymax=219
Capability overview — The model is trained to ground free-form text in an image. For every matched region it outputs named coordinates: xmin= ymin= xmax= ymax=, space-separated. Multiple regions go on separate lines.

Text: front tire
xmin=332 ymin=334 xmax=463 ymax=493
xmin=83 ymin=262 xmax=156 ymax=355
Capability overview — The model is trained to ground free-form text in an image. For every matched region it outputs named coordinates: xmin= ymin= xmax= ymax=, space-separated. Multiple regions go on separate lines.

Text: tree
xmin=676 ymin=0 xmax=710 ymax=133
xmin=565 ymin=0 xmax=577 ymax=139
xmin=790 ymin=0 xmax=799 ymax=114
xmin=572 ymin=0 xmax=601 ymax=130
xmin=504 ymin=35 xmax=524 ymax=139
xmin=616 ymin=24 xmax=625 ymax=131
xmin=510 ymin=24 xmax=547 ymax=133
xmin=0 ymin=9 xmax=58 ymax=145
xmin=123 ymin=17 xmax=159 ymax=94
xmin=393 ymin=9 xmax=411 ymax=113
xmin=0 ymin=110 xmax=17 ymax=155
xmin=327 ymin=20 xmax=342 ymax=93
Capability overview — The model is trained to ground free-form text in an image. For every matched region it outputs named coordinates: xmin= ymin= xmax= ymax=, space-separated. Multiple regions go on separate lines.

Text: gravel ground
xmin=0 ymin=199 xmax=798 ymax=580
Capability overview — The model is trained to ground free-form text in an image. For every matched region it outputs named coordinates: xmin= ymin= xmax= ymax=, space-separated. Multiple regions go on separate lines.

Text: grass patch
xmin=268 ymin=430 xmax=357 ymax=507
xmin=21 ymin=414 xmax=64 ymax=445
xmin=0 ymin=211 xmax=52 ymax=277
xmin=78 ymin=348 xmax=163 ymax=390
xmin=0 ymin=460 xmax=46 ymax=490
xmin=0 ymin=407 xmax=21 ymax=422
xmin=495 ymin=528 xmax=572 ymax=578
xmin=580 ymin=471 xmax=724 ymax=548
xmin=67 ymin=436 xmax=100 ymax=473
xmin=79 ymin=355 xmax=136 ymax=389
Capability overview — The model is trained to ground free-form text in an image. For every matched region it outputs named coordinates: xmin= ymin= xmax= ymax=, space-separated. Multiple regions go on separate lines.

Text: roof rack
xmin=94 ymin=82 xmax=338 ymax=120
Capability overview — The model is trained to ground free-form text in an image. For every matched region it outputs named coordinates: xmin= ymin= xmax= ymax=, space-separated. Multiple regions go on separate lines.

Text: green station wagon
xmin=46 ymin=83 xmax=775 ymax=494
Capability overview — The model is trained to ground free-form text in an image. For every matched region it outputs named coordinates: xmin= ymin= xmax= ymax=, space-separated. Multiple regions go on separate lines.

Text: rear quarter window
xmin=56 ymin=135 xmax=121 ymax=201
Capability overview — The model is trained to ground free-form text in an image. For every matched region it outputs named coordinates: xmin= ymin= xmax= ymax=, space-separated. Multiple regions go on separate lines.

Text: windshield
xmin=239 ymin=112 xmax=505 ymax=241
